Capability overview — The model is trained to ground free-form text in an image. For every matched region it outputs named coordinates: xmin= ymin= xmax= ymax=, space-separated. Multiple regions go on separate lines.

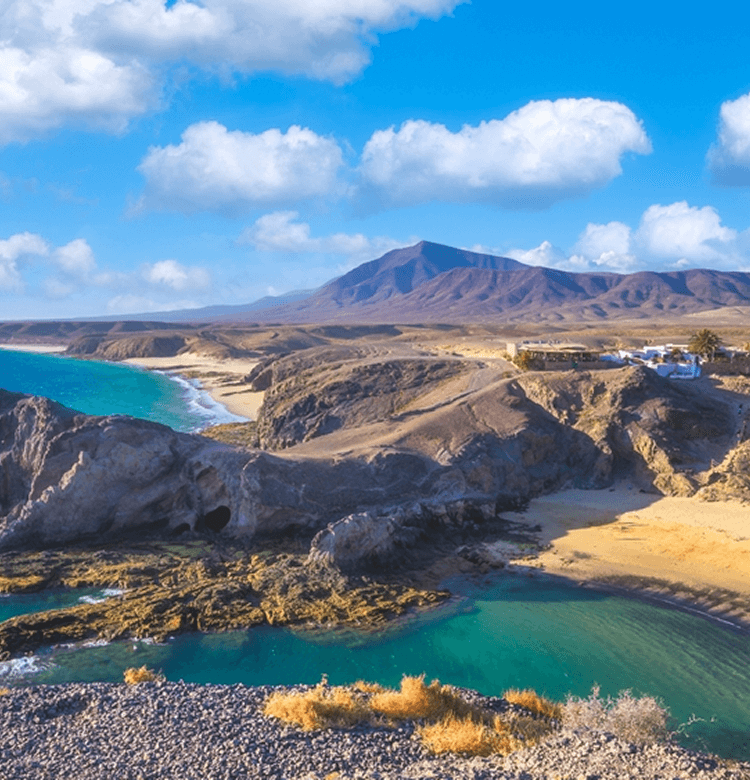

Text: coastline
xmin=0 ymin=342 xmax=262 ymax=424
xmin=0 ymin=342 xmax=67 ymax=353
xmin=0 ymin=343 xmax=256 ymax=429
xmin=123 ymin=355 xmax=264 ymax=421
xmin=506 ymin=486 xmax=750 ymax=628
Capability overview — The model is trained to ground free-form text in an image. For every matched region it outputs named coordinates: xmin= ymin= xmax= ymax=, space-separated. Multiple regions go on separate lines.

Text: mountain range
xmin=72 ymin=241 xmax=750 ymax=323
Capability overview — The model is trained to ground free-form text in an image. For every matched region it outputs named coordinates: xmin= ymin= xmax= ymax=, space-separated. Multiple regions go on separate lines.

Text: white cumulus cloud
xmin=0 ymin=0 xmax=461 ymax=143
xmin=240 ymin=211 xmax=405 ymax=261
xmin=137 ymin=122 xmax=346 ymax=214
xmin=634 ymin=202 xmax=738 ymax=262
xmin=506 ymin=240 xmax=568 ymax=268
xmin=507 ymin=202 xmax=750 ymax=274
xmin=569 ymin=221 xmax=637 ymax=272
xmin=53 ymin=238 xmax=97 ymax=277
xmin=143 ymin=259 xmax=211 ymax=291
xmin=0 ymin=227 xmax=216 ymax=313
xmin=707 ymin=92 xmax=750 ymax=185
xmin=0 ymin=232 xmax=49 ymax=290
xmin=358 ymin=98 xmax=652 ymax=208
xmin=0 ymin=44 xmax=155 ymax=144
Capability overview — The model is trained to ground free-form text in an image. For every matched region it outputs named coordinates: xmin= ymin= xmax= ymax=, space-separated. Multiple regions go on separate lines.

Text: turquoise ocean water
xmin=0 ymin=347 xmax=244 ymax=431
xmin=1 ymin=349 xmax=748 ymax=758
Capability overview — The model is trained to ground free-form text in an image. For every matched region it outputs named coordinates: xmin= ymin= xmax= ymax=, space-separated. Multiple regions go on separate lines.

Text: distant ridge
xmin=38 ymin=240 xmax=750 ymax=325
xmin=209 ymin=240 xmax=750 ymax=323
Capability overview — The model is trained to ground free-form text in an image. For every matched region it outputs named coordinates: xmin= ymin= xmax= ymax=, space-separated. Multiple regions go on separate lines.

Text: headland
xmin=2 ymin=321 xmax=750 ymax=644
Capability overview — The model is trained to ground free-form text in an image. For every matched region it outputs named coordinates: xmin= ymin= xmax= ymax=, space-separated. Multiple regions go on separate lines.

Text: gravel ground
xmin=0 ymin=682 xmax=748 ymax=780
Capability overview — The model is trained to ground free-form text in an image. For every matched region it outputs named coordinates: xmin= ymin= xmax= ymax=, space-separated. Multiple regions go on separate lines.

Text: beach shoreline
xmin=3 ymin=343 xmax=750 ymax=649
xmin=505 ymin=486 xmax=750 ymax=628
xmin=0 ymin=342 xmax=259 ymax=426
xmin=122 ymin=355 xmax=263 ymax=421
xmin=0 ymin=343 xmax=67 ymax=353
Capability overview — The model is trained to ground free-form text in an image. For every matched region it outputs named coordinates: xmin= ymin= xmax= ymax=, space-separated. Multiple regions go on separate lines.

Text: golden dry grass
xmin=0 ymin=687 xmax=10 ymax=696
xmin=504 ymin=688 xmax=563 ymax=720
xmin=123 ymin=666 xmax=163 ymax=684
xmin=418 ymin=714 xmax=522 ymax=756
xmin=262 ymin=676 xmax=564 ymax=757
xmin=370 ymin=675 xmax=477 ymax=722
xmin=352 ymin=680 xmax=385 ymax=693
xmin=263 ymin=681 xmax=371 ymax=731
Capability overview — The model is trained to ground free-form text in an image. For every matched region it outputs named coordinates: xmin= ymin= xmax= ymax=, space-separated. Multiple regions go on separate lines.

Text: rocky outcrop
xmin=1 ymin=364 xmax=740 ymax=554
xmin=1 ymin=363 xmax=745 ymax=657
xmin=66 ymin=333 xmax=188 ymax=359
xmin=0 ymin=542 xmax=446 ymax=659
xmin=515 ymin=367 xmax=733 ymax=495
xmin=252 ymin=348 xmax=468 ymax=449
xmin=0 ymin=390 xmax=259 ymax=549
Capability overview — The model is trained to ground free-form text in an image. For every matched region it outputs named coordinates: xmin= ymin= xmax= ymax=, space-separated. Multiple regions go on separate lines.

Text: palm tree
xmin=688 ymin=329 xmax=722 ymax=360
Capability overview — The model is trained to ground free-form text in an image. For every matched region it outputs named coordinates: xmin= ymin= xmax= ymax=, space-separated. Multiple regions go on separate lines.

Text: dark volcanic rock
xmin=0 ymin=390 xmax=254 ymax=549
xmin=0 ymin=363 xmax=739 ymax=557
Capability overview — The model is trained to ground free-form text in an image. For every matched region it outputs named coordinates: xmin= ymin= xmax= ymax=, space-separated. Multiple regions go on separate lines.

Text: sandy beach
xmin=123 ymin=355 xmax=264 ymax=420
xmin=506 ymin=486 xmax=750 ymax=624
xmin=0 ymin=343 xmax=67 ymax=353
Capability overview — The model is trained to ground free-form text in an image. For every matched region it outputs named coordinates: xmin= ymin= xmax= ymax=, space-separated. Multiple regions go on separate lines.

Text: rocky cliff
xmin=2 ymin=360 xmax=740 ymax=561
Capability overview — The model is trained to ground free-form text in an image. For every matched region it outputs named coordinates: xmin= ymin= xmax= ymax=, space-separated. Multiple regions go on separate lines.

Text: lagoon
xmin=2 ymin=574 xmax=749 ymax=759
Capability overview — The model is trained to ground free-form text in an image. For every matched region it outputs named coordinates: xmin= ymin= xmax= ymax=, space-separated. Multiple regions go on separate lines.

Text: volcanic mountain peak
xmin=80 ymin=240 xmax=750 ymax=324
xmin=295 ymin=240 xmax=528 ymax=309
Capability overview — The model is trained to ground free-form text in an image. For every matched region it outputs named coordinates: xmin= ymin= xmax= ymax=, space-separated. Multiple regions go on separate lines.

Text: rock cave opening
xmin=201 ymin=505 xmax=231 ymax=533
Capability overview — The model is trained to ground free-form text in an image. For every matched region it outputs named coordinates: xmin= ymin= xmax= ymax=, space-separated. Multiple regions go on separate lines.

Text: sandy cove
xmin=1 ymin=343 xmax=264 ymax=421
xmin=86 ymin=355 xmax=750 ymax=626
xmin=5 ymin=345 xmax=750 ymax=629
xmin=506 ymin=486 xmax=750 ymax=627
xmin=123 ymin=355 xmax=264 ymax=420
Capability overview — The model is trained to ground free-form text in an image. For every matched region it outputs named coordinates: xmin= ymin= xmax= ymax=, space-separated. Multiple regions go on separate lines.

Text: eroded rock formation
xmin=0 ymin=363 xmax=741 ymax=555
xmin=2 ymin=360 xmax=747 ymax=657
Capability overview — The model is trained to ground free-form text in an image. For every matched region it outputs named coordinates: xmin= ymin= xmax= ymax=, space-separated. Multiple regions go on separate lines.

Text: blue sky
xmin=1 ymin=0 xmax=750 ymax=319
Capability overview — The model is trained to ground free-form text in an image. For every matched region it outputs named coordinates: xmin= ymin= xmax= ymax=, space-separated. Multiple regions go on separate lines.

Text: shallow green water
xmin=3 ymin=574 xmax=749 ymax=759
xmin=0 ymin=588 xmax=115 ymax=622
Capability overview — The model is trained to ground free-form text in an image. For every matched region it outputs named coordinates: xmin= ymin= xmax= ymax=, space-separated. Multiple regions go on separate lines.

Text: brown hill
xmin=214 ymin=241 xmax=750 ymax=324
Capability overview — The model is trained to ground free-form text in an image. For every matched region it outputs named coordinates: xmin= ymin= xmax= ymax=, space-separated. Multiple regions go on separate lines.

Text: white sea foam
xmin=158 ymin=371 xmax=248 ymax=429
xmin=0 ymin=655 xmax=50 ymax=680
xmin=78 ymin=587 xmax=127 ymax=605
xmin=78 ymin=595 xmax=105 ymax=604
xmin=81 ymin=639 xmax=110 ymax=648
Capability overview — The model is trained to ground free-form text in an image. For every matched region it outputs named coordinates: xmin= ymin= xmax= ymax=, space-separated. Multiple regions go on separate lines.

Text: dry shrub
xmin=419 ymin=714 xmax=521 ymax=756
xmin=123 ymin=666 xmax=163 ymax=684
xmin=504 ymin=688 xmax=563 ymax=720
xmin=503 ymin=713 xmax=556 ymax=745
xmin=370 ymin=675 xmax=476 ymax=722
xmin=263 ymin=675 xmax=566 ymax=758
xmin=0 ymin=687 xmax=10 ymax=696
xmin=563 ymin=685 xmax=669 ymax=745
xmin=263 ymin=681 xmax=370 ymax=731
xmin=352 ymin=680 xmax=385 ymax=693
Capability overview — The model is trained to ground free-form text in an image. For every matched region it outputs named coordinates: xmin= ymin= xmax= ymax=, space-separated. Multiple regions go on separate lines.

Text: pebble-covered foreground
xmin=0 ymin=682 xmax=748 ymax=780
